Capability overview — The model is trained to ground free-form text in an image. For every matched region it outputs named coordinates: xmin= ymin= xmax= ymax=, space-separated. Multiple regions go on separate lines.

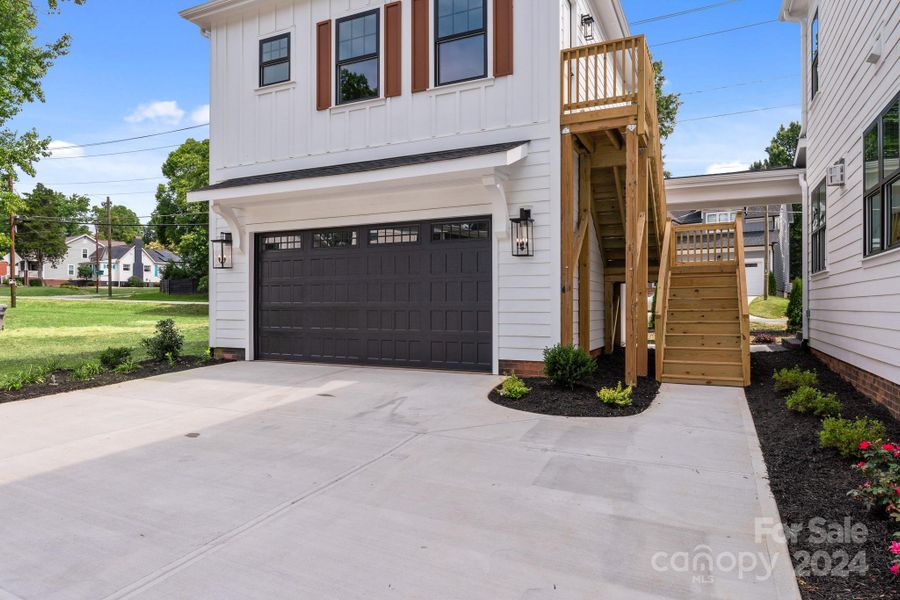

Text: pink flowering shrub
xmin=849 ymin=441 xmax=900 ymax=518
xmin=891 ymin=536 xmax=900 ymax=576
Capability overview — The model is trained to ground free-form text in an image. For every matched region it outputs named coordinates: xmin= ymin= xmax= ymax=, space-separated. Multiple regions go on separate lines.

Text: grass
xmin=1 ymin=285 xmax=207 ymax=302
xmin=0 ymin=298 xmax=209 ymax=379
xmin=749 ymin=296 xmax=789 ymax=319
xmin=109 ymin=290 xmax=208 ymax=303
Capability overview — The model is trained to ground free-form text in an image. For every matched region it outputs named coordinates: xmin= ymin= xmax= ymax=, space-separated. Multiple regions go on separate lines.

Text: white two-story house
xmin=183 ymin=0 xmax=661 ymax=376
xmin=781 ymin=0 xmax=899 ymax=409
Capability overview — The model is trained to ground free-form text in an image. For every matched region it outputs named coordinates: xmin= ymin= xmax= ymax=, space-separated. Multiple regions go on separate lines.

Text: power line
xmin=47 ymin=143 xmax=182 ymax=160
xmin=678 ymin=104 xmax=800 ymax=122
xmin=18 ymin=216 xmax=207 ymax=227
xmin=50 ymin=124 xmax=208 ymax=150
xmin=679 ymin=74 xmax=800 ymax=96
xmin=631 ymin=0 xmax=741 ymax=26
xmin=41 ymin=176 xmax=166 ymax=185
xmin=652 ymin=19 xmax=778 ymax=47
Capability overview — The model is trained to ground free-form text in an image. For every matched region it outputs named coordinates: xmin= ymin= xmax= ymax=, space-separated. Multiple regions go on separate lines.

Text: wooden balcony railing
xmin=672 ymin=222 xmax=738 ymax=266
xmin=654 ymin=218 xmax=673 ymax=377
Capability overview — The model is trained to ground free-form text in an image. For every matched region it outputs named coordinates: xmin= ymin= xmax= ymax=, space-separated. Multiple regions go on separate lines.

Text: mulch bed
xmin=488 ymin=348 xmax=660 ymax=417
xmin=0 ymin=357 xmax=224 ymax=405
xmin=746 ymin=350 xmax=900 ymax=599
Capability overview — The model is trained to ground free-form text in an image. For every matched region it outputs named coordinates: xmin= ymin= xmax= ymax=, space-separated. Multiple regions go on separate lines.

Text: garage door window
xmin=263 ymin=234 xmax=302 ymax=251
xmin=313 ymin=229 xmax=358 ymax=248
xmin=432 ymin=220 xmax=490 ymax=241
xmin=368 ymin=225 xmax=419 ymax=245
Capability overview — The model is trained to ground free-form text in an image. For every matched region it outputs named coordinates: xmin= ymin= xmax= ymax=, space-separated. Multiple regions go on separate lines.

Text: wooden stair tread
xmin=660 ymin=374 xmax=745 ymax=387
xmin=664 ymin=359 xmax=742 ymax=367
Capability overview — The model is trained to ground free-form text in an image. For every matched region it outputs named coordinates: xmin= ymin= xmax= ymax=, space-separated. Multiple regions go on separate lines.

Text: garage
xmin=744 ymin=249 xmax=765 ymax=297
xmin=255 ymin=217 xmax=492 ymax=371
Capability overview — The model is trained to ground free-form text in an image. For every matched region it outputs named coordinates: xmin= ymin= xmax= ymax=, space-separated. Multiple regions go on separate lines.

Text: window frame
xmin=81 ymin=248 xmax=89 ymax=259
xmin=810 ymin=10 xmax=819 ymax=99
xmin=863 ymin=92 xmax=900 ymax=257
xmin=811 ymin=179 xmax=827 ymax=273
xmin=259 ymin=33 xmax=291 ymax=88
xmin=434 ymin=0 xmax=489 ymax=87
xmin=334 ymin=8 xmax=381 ymax=105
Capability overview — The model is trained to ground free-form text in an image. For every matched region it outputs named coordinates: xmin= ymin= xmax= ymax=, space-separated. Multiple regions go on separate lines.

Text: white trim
xmin=665 ymin=168 xmax=805 ymax=210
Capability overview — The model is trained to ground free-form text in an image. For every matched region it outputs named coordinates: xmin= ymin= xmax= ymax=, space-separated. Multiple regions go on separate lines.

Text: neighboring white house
xmin=182 ymin=0 xmax=629 ymax=373
xmin=3 ymin=234 xmax=110 ymax=285
xmin=89 ymin=239 xmax=181 ymax=287
xmin=781 ymin=0 xmax=899 ymax=409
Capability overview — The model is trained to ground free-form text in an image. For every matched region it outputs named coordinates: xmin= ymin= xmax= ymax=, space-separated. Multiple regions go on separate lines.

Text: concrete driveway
xmin=0 ymin=362 xmax=798 ymax=600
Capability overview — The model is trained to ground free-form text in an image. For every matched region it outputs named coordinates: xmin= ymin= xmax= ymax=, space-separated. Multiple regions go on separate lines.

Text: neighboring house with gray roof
xmin=87 ymin=238 xmax=182 ymax=287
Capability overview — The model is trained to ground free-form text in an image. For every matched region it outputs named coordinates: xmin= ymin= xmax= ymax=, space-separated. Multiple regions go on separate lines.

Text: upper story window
xmin=435 ymin=0 xmax=487 ymax=86
xmin=810 ymin=11 xmax=819 ymax=99
xmin=336 ymin=10 xmax=380 ymax=104
xmin=81 ymin=248 xmax=88 ymax=259
xmin=260 ymin=34 xmax=291 ymax=87
xmin=811 ymin=179 xmax=827 ymax=273
xmin=864 ymin=94 xmax=900 ymax=256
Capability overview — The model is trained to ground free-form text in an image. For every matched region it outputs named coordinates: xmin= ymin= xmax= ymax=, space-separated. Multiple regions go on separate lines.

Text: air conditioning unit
xmin=826 ymin=161 xmax=845 ymax=186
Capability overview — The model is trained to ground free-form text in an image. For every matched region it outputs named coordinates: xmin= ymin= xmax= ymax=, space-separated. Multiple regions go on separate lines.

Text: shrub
xmin=77 ymin=264 xmax=94 ymax=279
xmin=773 ymin=366 xmax=818 ymax=393
xmin=198 ymin=275 xmax=209 ymax=293
xmin=27 ymin=279 xmax=43 ymax=287
xmin=497 ymin=373 xmax=530 ymax=399
xmin=542 ymin=344 xmax=595 ymax=389
xmin=819 ymin=417 xmax=886 ymax=458
xmin=126 ymin=276 xmax=143 ymax=288
xmin=753 ymin=333 xmax=776 ymax=344
xmin=72 ymin=361 xmax=103 ymax=381
xmin=99 ymin=347 xmax=132 ymax=370
xmin=786 ymin=277 xmax=803 ymax=333
xmin=785 ymin=386 xmax=841 ymax=417
xmin=141 ymin=319 xmax=184 ymax=362
xmin=768 ymin=271 xmax=777 ymax=296
xmin=849 ymin=442 xmax=900 ymax=518
xmin=597 ymin=382 xmax=633 ymax=407
xmin=0 ymin=364 xmax=53 ymax=391
xmin=114 ymin=359 xmax=139 ymax=374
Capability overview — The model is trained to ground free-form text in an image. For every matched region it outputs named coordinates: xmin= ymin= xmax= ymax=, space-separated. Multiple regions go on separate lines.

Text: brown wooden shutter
xmin=316 ymin=20 xmax=332 ymax=111
xmin=385 ymin=1 xmax=402 ymax=97
xmin=411 ymin=0 xmax=429 ymax=92
xmin=493 ymin=0 xmax=513 ymax=77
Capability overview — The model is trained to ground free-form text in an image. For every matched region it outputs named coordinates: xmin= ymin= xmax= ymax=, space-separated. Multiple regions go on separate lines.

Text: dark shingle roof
xmin=198 ymin=141 xmax=530 ymax=192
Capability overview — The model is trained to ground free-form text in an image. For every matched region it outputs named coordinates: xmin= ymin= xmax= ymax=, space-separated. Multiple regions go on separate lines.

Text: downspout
xmin=798 ymin=172 xmax=809 ymax=341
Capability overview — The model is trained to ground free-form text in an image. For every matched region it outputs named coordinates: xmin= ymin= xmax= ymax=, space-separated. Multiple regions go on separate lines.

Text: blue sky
xmin=11 ymin=0 xmax=802 ymax=218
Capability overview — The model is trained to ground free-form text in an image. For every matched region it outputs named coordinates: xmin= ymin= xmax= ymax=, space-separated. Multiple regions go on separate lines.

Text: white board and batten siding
xmin=798 ymin=0 xmax=900 ymax=384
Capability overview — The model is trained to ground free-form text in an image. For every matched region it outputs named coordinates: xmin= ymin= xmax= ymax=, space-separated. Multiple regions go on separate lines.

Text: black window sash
xmin=434 ymin=0 xmax=487 ymax=86
xmin=335 ymin=9 xmax=381 ymax=104
xmin=259 ymin=33 xmax=291 ymax=87
xmin=863 ymin=92 xmax=900 ymax=256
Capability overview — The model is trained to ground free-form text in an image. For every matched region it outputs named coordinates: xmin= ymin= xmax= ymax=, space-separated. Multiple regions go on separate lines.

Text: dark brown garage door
xmin=255 ymin=217 xmax=492 ymax=371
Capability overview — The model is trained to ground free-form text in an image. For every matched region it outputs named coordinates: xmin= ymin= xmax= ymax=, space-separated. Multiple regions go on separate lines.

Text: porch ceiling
xmin=664 ymin=168 xmax=804 ymax=211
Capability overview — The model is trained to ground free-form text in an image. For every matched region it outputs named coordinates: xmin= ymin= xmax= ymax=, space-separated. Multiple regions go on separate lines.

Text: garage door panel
xmin=256 ymin=217 xmax=491 ymax=371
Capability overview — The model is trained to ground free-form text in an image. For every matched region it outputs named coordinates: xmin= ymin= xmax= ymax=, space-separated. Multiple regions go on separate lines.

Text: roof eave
xmin=179 ymin=0 xmax=258 ymax=28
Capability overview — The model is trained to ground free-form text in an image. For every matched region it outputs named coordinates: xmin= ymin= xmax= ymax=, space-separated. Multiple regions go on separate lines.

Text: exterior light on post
xmin=510 ymin=208 xmax=534 ymax=257
xmin=211 ymin=232 xmax=233 ymax=269
xmin=580 ymin=15 xmax=595 ymax=41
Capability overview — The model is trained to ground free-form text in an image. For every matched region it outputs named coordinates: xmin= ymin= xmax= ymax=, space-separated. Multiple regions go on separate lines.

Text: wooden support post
xmin=604 ymin=281 xmax=614 ymax=354
xmin=624 ymin=128 xmax=639 ymax=385
xmin=637 ymin=151 xmax=649 ymax=377
xmin=560 ymin=132 xmax=575 ymax=346
xmin=578 ymin=155 xmax=591 ymax=352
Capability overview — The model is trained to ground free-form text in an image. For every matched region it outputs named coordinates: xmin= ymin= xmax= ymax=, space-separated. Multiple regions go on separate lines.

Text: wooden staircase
xmin=655 ymin=217 xmax=751 ymax=387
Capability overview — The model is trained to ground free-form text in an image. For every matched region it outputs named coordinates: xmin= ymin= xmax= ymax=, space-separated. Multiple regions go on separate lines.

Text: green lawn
xmin=109 ymin=290 xmax=208 ymax=303
xmin=1 ymin=286 xmax=207 ymax=302
xmin=0 ymin=298 xmax=209 ymax=378
xmin=749 ymin=296 xmax=789 ymax=319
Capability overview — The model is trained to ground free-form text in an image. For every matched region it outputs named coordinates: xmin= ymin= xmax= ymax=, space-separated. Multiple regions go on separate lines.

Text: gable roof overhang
xmin=180 ymin=0 xmax=258 ymax=30
xmin=665 ymin=168 xmax=805 ymax=212
xmin=779 ymin=0 xmax=811 ymax=22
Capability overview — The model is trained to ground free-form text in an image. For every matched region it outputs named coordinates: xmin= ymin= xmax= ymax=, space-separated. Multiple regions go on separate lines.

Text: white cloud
xmin=124 ymin=100 xmax=185 ymax=125
xmin=705 ymin=161 xmax=750 ymax=175
xmin=190 ymin=104 xmax=210 ymax=125
xmin=47 ymin=140 xmax=86 ymax=159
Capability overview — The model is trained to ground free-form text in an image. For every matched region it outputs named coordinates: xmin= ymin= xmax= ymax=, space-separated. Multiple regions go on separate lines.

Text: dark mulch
xmin=0 ymin=357 xmax=224 ymax=405
xmin=488 ymin=348 xmax=660 ymax=417
xmin=746 ymin=350 xmax=900 ymax=599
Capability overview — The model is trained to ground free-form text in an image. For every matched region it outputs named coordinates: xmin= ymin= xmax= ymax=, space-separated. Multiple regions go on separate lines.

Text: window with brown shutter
xmin=385 ymin=2 xmax=402 ymax=97
xmin=411 ymin=0 xmax=429 ymax=92
xmin=316 ymin=20 xmax=332 ymax=110
xmin=494 ymin=0 xmax=513 ymax=77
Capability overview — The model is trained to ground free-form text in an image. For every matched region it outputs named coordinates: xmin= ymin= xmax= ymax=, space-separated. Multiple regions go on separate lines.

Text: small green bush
xmin=114 ymin=359 xmax=139 ymax=374
xmin=99 ymin=347 xmax=132 ymax=370
xmin=126 ymin=276 xmax=143 ymax=288
xmin=0 ymin=364 xmax=53 ymax=391
xmin=497 ymin=373 xmax=530 ymax=399
xmin=141 ymin=319 xmax=184 ymax=362
xmin=597 ymin=382 xmax=633 ymax=407
xmin=786 ymin=277 xmax=803 ymax=333
xmin=768 ymin=271 xmax=777 ymax=296
xmin=27 ymin=279 xmax=43 ymax=287
xmin=819 ymin=417 xmax=886 ymax=457
xmin=786 ymin=386 xmax=841 ymax=417
xmin=773 ymin=366 xmax=818 ymax=393
xmin=542 ymin=344 xmax=596 ymax=389
xmin=198 ymin=275 xmax=209 ymax=293
xmin=72 ymin=361 xmax=103 ymax=381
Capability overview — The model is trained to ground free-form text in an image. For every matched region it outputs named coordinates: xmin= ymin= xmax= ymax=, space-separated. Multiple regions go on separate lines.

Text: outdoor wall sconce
xmin=580 ymin=15 xmax=595 ymax=41
xmin=510 ymin=208 xmax=534 ymax=257
xmin=211 ymin=232 xmax=233 ymax=269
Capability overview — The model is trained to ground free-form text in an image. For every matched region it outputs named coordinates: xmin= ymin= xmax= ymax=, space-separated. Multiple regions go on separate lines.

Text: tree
xmin=17 ymin=183 xmax=69 ymax=284
xmin=90 ymin=203 xmax=142 ymax=242
xmin=77 ymin=263 xmax=93 ymax=279
xmin=56 ymin=192 xmax=90 ymax=236
xmin=0 ymin=190 xmax=25 ymax=255
xmin=653 ymin=61 xmax=682 ymax=178
xmin=0 ymin=0 xmax=84 ymax=183
xmin=750 ymin=121 xmax=803 ymax=280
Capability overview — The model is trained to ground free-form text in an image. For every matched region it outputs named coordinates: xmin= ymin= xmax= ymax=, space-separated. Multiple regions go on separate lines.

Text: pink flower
xmin=894 ymin=451 xmax=900 ymax=459
xmin=883 ymin=443 xmax=896 ymax=451
xmin=857 ymin=462 xmax=867 ymax=468
xmin=860 ymin=441 xmax=871 ymax=450
xmin=896 ymin=486 xmax=900 ymax=496
xmin=891 ymin=542 xmax=900 ymax=555
xmin=891 ymin=564 xmax=899 ymax=576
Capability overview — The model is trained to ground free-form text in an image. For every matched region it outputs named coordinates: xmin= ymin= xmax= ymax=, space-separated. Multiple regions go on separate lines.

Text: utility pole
xmin=106 ymin=197 xmax=113 ymax=298
xmin=6 ymin=174 xmax=16 ymax=309
xmin=764 ymin=205 xmax=770 ymax=300
xmin=94 ymin=222 xmax=100 ymax=294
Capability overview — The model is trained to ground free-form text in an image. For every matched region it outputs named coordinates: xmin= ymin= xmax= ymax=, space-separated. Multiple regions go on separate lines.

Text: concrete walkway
xmin=0 ymin=363 xmax=798 ymax=600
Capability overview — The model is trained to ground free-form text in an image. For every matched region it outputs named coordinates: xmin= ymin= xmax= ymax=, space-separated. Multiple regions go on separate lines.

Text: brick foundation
xmin=811 ymin=349 xmax=900 ymax=419
xmin=499 ymin=347 xmax=604 ymax=377
xmin=214 ymin=347 xmax=246 ymax=361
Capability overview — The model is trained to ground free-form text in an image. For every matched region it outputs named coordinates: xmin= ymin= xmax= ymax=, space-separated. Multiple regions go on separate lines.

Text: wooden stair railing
xmin=654 ymin=218 xmax=673 ymax=378
xmin=734 ymin=212 xmax=751 ymax=385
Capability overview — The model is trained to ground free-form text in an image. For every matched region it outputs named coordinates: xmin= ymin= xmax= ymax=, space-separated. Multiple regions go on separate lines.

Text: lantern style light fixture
xmin=510 ymin=208 xmax=534 ymax=257
xmin=211 ymin=232 xmax=233 ymax=269
xmin=580 ymin=14 xmax=595 ymax=41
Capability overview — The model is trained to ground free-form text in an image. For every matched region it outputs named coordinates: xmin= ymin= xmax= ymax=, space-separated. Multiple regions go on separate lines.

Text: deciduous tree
xmin=90 ymin=203 xmax=142 ymax=242
xmin=653 ymin=61 xmax=682 ymax=178
xmin=17 ymin=183 xmax=69 ymax=283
